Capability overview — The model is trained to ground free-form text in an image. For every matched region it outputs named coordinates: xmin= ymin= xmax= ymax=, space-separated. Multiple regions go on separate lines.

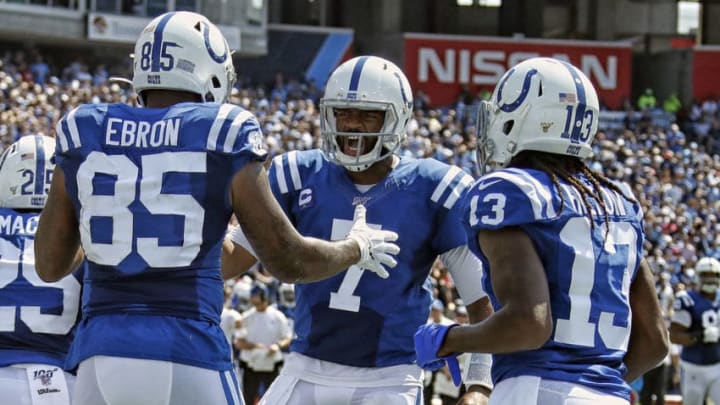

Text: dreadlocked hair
xmin=511 ymin=151 xmax=636 ymax=235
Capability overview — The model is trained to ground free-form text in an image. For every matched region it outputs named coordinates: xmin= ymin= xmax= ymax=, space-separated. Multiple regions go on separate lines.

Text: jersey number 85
xmin=77 ymin=151 xmax=205 ymax=267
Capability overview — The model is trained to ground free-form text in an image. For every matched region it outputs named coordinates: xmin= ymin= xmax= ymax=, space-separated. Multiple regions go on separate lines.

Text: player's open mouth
xmin=343 ymin=136 xmax=364 ymax=156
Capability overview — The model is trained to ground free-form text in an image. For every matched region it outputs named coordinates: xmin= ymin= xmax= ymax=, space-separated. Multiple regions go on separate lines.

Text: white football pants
xmin=490 ymin=376 xmax=630 ymax=405
xmin=73 ymin=355 xmax=243 ymax=405
xmin=259 ymin=352 xmax=423 ymax=405
xmin=680 ymin=360 xmax=720 ymax=405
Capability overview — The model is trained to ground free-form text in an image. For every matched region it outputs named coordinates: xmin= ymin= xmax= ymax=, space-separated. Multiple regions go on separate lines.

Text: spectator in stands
xmin=664 ymin=92 xmax=682 ymax=114
xmin=29 ymin=54 xmax=49 ymax=84
xmin=639 ymin=87 xmax=657 ymax=110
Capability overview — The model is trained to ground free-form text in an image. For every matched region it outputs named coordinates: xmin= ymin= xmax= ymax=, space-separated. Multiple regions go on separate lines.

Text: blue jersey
xmin=54 ymin=102 xmax=267 ymax=371
xmin=462 ymin=167 xmax=645 ymax=400
xmin=269 ymin=150 xmax=473 ymax=367
xmin=674 ymin=289 xmax=720 ymax=365
xmin=0 ymin=208 xmax=82 ymax=368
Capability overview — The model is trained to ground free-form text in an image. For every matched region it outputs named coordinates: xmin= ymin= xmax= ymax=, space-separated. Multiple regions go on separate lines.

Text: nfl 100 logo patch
xmin=33 ymin=368 xmax=61 ymax=394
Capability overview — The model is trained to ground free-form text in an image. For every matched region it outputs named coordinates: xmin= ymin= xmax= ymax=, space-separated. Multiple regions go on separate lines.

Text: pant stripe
xmin=219 ymin=370 xmax=236 ymax=405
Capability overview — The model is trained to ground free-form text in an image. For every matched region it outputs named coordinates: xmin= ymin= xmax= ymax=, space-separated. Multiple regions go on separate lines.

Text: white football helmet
xmin=696 ymin=257 xmax=720 ymax=294
xmin=132 ymin=11 xmax=236 ymax=105
xmin=0 ymin=135 xmax=56 ymax=209
xmin=320 ymin=56 xmax=413 ymax=171
xmin=476 ymin=57 xmax=599 ymax=175
xmin=278 ymin=283 xmax=295 ymax=309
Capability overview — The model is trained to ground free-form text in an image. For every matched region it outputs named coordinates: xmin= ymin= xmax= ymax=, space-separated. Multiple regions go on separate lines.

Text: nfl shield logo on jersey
xmin=352 ymin=195 xmax=372 ymax=206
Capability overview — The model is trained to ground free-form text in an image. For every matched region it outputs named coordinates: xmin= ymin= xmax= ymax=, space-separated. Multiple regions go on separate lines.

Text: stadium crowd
xmin=2 ymin=47 xmax=719 ymax=403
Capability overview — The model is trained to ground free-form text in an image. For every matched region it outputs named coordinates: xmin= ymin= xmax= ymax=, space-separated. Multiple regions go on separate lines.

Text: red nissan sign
xmin=693 ymin=46 xmax=720 ymax=102
xmin=404 ymin=33 xmax=633 ymax=109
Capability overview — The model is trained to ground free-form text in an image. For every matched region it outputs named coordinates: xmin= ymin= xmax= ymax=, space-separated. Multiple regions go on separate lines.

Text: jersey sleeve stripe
xmin=222 ymin=110 xmax=253 ymax=153
xmin=55 ymin=119 xmax=70 ymax=152
xmin=206 ymin=104 xmax=235 ymax=151
xmin=443 ymin=174 xmax=474 ymax=209
xmin=286 ymin=151 xmax=303 ymax=191
xmin=66 ymin=107 xmax=82 ymax=149
xmin=486 ymin=170 xmax=549 ymax=220
xmin=507 ymin=168 xmax=557 ymax=218
xmin=619 ymin=181 xmax=644 ymax=219
xmin=273 ymin=155 xmax=289 ymax=194
xmin=617 ymin=181 xmax=631 ymax=198
xmin=431 ymin=166 xmax=462 ymax=204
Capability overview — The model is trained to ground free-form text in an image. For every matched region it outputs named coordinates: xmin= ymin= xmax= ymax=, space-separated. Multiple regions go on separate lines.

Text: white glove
xmin=704 ymin=326 xmax=720 ymax=343
xmin=346 ymin=204 xmax=400 ymax=279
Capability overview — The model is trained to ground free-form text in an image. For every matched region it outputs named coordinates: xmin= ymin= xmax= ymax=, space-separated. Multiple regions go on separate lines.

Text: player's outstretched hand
xmin=346 ymin=204 xmax=400 ymax=279
xmin=414 ymin=323 xmax=462 ymax=387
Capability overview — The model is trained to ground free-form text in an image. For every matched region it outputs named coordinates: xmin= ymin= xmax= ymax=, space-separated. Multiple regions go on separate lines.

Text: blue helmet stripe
xmin=0 ymin=147 xmax=9 ymax=172
xmin=151 ymin=12 xmax=176 ymax=72
xmin=558 ymin=60 xmax=587 ymax=143
xmin=348 ymin=56 xmax=369 ymax=93
xmin=558 ymin=60 xmax=586 ymax=104
xmin=393 ymin=72 xmax=409 ymax=105
xmin=34 ymin=135 xmax=46 ymax=195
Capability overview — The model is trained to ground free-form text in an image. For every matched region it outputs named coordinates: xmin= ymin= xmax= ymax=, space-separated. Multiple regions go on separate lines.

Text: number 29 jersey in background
xmin=462 ymin=167 xmax=645 ymax=400
xmin=53 ymin=102 xmax=266 ymax=371
xmin=269 ymin=150 xmax=473 ymax=368
xmin=0 ymin=208 xmax=82 ymax=368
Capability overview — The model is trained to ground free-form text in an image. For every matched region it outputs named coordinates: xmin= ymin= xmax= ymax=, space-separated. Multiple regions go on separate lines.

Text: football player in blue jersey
xmin=32 ymin=12 xmax=400 ymax=405
xmin=414 ymin=57 xmax=669 ymax=404
xmin=0 ymin=135 xmax=82 ymax=405
xmin=223 ymin=55 xmax=493 ymax=405
xmin=670 ymin=257 xmax=720 ymax=405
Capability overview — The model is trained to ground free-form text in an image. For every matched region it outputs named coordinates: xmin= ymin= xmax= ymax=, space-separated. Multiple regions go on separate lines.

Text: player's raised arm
xmin=229 ymin=160 xmax=399 ymax=283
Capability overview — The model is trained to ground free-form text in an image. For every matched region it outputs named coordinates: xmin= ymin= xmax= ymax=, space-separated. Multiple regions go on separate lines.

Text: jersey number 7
xmin=327 ymin=217 xmax=383 ymax=312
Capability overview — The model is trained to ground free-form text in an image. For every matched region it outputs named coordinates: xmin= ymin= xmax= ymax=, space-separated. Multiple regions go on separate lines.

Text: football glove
xmin=346 ymin=204 xmax=400 ymax=279
xmin=414 ymin=323 xmax=462 ymax=387
xmin=703 ymin=326 xmax=720 ymax=343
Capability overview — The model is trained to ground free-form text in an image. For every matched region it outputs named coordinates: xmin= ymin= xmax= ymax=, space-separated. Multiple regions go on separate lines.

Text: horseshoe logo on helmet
xmin=496 ymin=68 xmax=538 ymax=113
xmin=199 ymin=21 xmax=228 ymax=64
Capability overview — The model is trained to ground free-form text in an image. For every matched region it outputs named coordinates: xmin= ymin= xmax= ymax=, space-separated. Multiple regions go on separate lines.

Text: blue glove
xmin=414 ymin=323 xmax=462 ymax=387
